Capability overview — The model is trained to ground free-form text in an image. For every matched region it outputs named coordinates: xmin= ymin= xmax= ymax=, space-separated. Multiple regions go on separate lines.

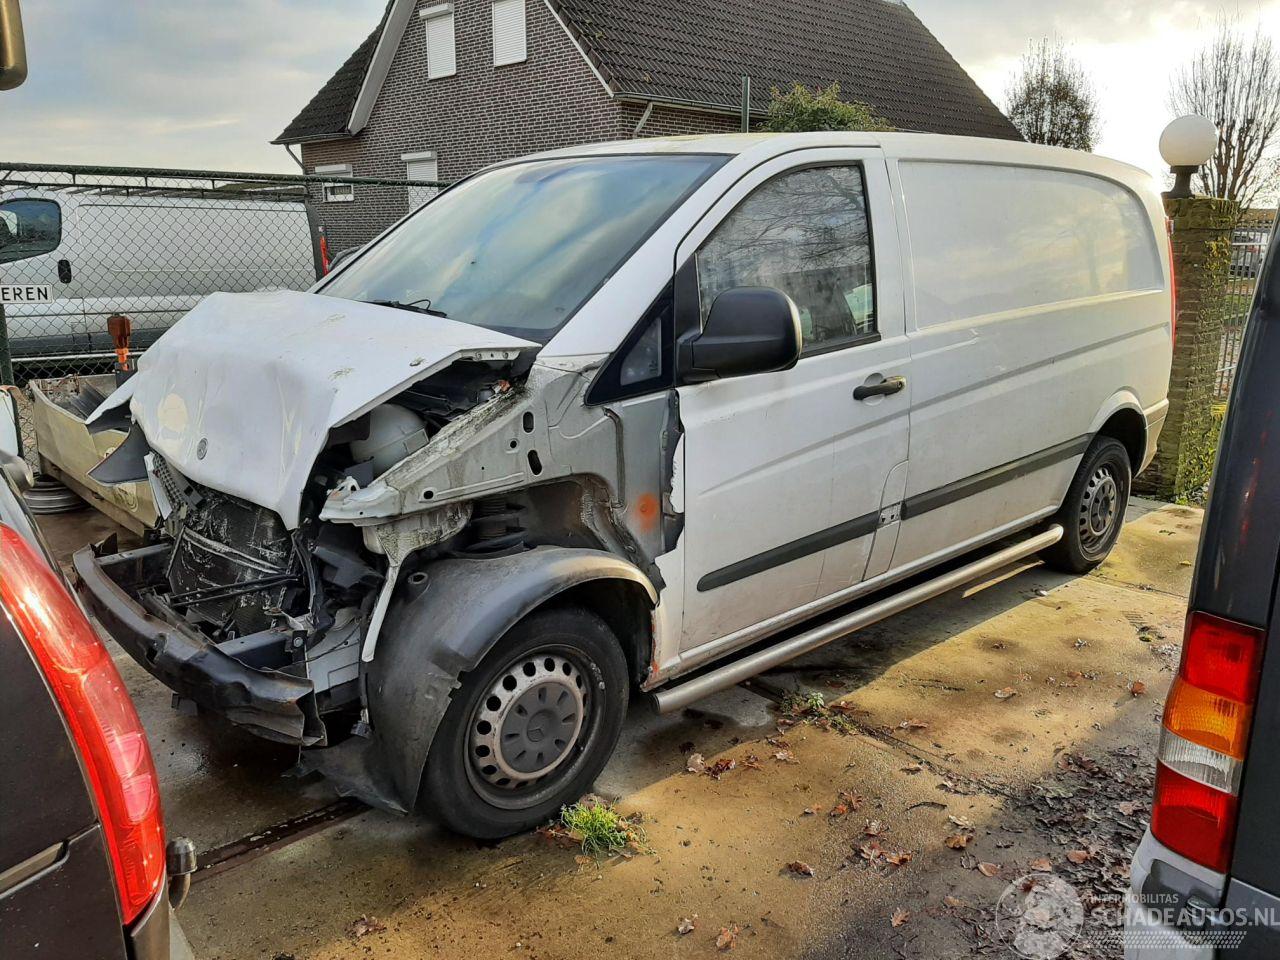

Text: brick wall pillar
xmin=1136 ymin=197 xmax=1238 ymax=500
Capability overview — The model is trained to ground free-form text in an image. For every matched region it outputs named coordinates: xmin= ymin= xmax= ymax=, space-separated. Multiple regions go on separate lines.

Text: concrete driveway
xmin=39 ymin=499 xmax=1201 ymax=959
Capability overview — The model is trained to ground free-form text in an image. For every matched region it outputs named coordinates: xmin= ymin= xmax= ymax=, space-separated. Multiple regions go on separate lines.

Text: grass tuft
xmin=559 ymin=799 xmax=646 ymax=857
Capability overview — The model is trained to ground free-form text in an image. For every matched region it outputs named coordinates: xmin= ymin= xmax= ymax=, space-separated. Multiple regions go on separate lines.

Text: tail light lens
xmin=319 ymin=227 xmax=331 ymax=276
xmin=1153 ymin=612 xmax=1264 ymax=872
xmin=0 ymin=525 xmax=165 ymax=924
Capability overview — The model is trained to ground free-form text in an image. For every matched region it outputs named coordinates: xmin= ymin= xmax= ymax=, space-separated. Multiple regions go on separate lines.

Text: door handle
xmin=853 ymin=376 xmax=906 ymax=402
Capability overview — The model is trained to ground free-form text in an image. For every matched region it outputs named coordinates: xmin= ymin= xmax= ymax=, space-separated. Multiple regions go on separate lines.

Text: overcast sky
xmin=2 ymin=0 xmax=1278 ymax=191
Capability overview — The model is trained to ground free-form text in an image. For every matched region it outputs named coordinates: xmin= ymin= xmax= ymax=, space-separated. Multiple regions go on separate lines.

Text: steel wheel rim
xmin=466 ymin=647 xmax=592 ymax=808
xmin=1079 ymin=465 xmax=1120 ymax=554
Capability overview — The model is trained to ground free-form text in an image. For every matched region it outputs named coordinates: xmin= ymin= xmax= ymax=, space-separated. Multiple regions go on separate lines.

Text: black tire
xmin=423 ymin=606 xmax=629 ymax=839
xmin=1040 ymin=436 xmax=1132 ymax=574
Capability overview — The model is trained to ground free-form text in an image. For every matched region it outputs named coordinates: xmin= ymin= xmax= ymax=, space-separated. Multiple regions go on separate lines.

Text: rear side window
xmin=696 ymin=165 xmax=876 ymax=354
xmin=900 ymin=162 xmax=1162 ymax=326
xmin=0 ymin=198 xmax=62 ymax=264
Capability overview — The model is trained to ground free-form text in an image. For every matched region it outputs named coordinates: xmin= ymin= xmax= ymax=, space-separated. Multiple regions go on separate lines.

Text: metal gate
xmin=1217 ymin=215 xmax=1277 ymax=399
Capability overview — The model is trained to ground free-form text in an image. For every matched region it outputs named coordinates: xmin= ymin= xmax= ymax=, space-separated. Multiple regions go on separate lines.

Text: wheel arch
xmin=362 ymin=546 xmax=657 ymax=811
xmin=1094 ymin=405 xmax=1147 ymax=472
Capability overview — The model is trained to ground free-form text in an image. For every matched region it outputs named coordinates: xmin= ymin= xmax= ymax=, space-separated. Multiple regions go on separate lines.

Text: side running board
xmin=652 ymin=524 xmax=1065 ymax=714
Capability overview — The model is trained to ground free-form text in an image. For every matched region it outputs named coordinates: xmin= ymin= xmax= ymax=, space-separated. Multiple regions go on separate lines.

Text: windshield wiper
xmin=366 ymin=298 xmax=450 ymax=319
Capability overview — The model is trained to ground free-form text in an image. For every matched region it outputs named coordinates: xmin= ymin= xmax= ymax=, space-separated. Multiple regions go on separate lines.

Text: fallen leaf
xmin=1066 ymin=850 xmax=1091 ymax=864
xmin=707 ymin=758 xmax=737 ymax=779
xmin=943 ymin=895 xmax=967 ymax=909
xmin=829 ymin=803 xmax=849 ymax=817
xmin=977 ymin=862 xmax=1001 ymax=877
xmin=1130 ymin=681 xmax=1147 ymax=697
xmin=864 ymin=819 xmax=887 ymax=836
xmin=676 ymin=916 xmax=697 ymax=936
xmin=945 ymin=834 xmax=971 ymax=850
xmin=994 ymin=687 xmax=1018 ymax=700
xmin=802 ymin=805 xmax=822 ymax=816
xmin=686 ymin=753 xmax=706 ymax=774
xmin=351 ymin=915 xmax=386 ymax=938
xmin=898 ymin=719 xmax=929 ymax=731
xmin=1029 ymin=857 xmax=1053 ymax=871
xmin=716 ymin=925 xmax=740 ymax=951
xmin=947 ymin=815 xmax=974 ymax=830
xmin=1117 ymin=801 xmax=1140 ymax=816
xmin=837 ymin=790 xmax=865 ymax=810
xmin=891 ymin=907 xmax=911 ymax=928
xmin=773 ymin=749 xmax=798 ymax=764
xmin=740 ymin=753 xmax=762 ymax=771
xmin=900 ymin=764 xmax=923 ymax=774
xmin=786 ymin=860 xmax=815 ymax=877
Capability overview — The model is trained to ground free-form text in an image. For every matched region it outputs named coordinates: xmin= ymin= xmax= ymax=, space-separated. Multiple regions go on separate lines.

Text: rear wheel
xmin=1040 ymin=436 xmax=1131 ymax=574
xmin=423 ymin=606 xmax=629 ymax=839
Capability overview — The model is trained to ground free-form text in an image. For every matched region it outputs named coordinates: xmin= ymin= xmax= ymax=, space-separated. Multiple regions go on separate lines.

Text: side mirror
xmin=683 ymin=287 xmax=802 ymax=383
xmin=0 ymin=0 xmax=27 ymax=92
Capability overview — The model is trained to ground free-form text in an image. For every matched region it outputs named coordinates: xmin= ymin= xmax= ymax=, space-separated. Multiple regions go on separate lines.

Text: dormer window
xmin=492 ymin=0 xmax=527 ymax=67
xmin=420 ymin=3 xmax=456 ymax=79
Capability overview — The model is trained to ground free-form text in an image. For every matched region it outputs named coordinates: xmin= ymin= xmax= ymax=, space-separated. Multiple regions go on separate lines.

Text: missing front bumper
xmin=73 ymin=540 xmax=324 ymax=746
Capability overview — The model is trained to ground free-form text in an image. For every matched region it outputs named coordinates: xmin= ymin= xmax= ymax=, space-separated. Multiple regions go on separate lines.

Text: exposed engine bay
xmin=76 ymin=291 xmax=682 ymax=760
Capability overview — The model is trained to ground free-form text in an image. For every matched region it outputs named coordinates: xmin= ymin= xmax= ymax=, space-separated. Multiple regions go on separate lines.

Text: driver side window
xmin=696 ymin=165 xmax=876 ymax=354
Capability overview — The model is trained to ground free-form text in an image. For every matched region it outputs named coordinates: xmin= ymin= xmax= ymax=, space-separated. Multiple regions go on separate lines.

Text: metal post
xmin=740 ymin=76 xmax=752 ymax=133
xmin=0 ymin=303 xmax=11 ymax=385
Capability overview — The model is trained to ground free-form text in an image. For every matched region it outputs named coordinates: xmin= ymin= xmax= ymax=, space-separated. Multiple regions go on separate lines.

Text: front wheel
xmin=423 ymin=606 xmax=629 ymax=839
xmin=1040 ymin=436 xmax=1131 ymax=574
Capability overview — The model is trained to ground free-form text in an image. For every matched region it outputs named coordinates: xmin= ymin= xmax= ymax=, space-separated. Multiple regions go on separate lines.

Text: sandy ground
xmin=38 ymin=498 xmax=1202 ymax=960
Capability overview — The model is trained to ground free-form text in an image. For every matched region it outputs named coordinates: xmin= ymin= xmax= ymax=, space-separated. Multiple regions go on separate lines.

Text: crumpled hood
xmin=90 ymin=290 xmax=535 ymax=528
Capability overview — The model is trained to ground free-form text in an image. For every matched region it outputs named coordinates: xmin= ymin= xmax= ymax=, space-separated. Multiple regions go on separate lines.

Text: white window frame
xmin=315 ymin=163 xmax=354 ymax=203
xmin=420 ymin=3 xmax=457 ymax=80
xmin=491 ymin=0 xmax=527 ymax=67
xmin=403 ymin=151 xmax=440 ymax=209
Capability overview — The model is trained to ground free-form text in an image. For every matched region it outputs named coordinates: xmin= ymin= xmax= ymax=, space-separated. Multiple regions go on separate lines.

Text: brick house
xmin=275 ymin=0 xmax=1020 ymax=251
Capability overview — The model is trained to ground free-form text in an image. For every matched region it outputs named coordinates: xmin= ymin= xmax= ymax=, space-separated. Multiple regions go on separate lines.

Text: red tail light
xmin=319 ymin=227 xmax=331 ymax=276
xmin=1152 ymin=612 xmax=1264 ymax=872
xmin=0 ymin=525 xmax=165 ymax=924
xmin=1151 ymin=763 xmax=1239 ymax=871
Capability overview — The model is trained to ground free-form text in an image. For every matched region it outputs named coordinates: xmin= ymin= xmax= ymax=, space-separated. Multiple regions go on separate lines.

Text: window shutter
xmin=424 ymin=9 xmax=456 ymax=79
xmin=492 ymin=0 xmax=527 ymax=67
xmin=406 ymin=157 xmax=440 ymax=209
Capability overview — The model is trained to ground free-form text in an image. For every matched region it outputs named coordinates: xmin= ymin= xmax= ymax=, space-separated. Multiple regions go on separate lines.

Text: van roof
xmin=522 ymin=132 xmax=1156 ymax=190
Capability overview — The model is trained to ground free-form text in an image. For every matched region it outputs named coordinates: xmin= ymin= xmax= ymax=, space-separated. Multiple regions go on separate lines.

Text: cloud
xmin=1 ymin=0 xmax=1277 ymax=199
xmin=2 ymin=0 xmax=387 ymax=172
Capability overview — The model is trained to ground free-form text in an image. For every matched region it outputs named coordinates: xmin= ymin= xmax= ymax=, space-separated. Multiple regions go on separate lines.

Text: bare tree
xmin=1169 ymin=17 xmax=1280 ymax=213
xmin=1005 ymin=38 xmax=1100 ymax=151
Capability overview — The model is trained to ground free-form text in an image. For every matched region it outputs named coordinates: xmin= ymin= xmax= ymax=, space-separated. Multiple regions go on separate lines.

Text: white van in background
xmin=0 ymin=186 xmax=320 ymax=367
xmin=78 ymin=133 xmax=1173 ymax=838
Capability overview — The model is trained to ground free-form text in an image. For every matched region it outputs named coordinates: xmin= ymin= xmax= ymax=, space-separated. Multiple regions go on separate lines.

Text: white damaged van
xmin=74 ymin=133 xmax=1172 ymax=838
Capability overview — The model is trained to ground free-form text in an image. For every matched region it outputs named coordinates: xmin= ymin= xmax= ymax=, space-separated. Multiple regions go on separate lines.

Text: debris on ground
xmin=890 ymin=907 xmax=912 ymax=927
xmin=994 ymin=687 xmax=1018 ymax=700
xmin=786 ymin=860 xmax=815 ymax=877
xmin=350 ymin=915 xmax=386 ymax=938
xmin=676 ymin=916 xmax=697 ymax=936
xmin=686 ymin=753 xmax=706 ymax=774
xmin=715 ymin=925 xmax=740 ymax=950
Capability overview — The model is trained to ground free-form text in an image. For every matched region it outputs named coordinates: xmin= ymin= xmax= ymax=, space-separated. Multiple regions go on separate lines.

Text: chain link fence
xmin=0 ymin=162 xmax=447 ymax=463
xmin=1216 ymin=212 xmax=1277 ymax=399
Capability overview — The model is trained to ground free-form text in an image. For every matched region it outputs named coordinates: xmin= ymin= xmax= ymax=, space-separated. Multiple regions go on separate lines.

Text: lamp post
xmin=1159 ymin=115 xmax=1218 ymax=200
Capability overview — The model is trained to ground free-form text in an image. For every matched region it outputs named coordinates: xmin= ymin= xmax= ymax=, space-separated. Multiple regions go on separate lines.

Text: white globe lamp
xmin=1159 ymin=115 xmax=1218 ymax=199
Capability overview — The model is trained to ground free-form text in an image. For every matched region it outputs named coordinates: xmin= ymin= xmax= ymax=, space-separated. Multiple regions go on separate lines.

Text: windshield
xmin=320 ymin=154 xmax=727 ymax=343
